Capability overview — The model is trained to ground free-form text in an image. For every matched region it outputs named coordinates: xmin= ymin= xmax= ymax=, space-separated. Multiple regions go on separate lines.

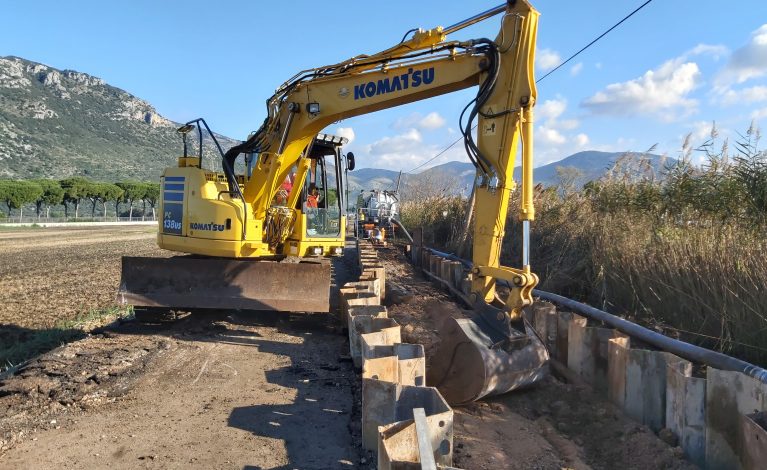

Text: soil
xmin=376 ymin=246 xmax=695 ymax=470
xmin=0 ymin=227 xmax=696 ymax=469
xmin=0 ymin=226 xmax=166 ymax=329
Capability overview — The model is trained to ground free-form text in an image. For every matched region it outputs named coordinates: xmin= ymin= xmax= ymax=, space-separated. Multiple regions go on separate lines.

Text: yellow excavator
xmin=118 ymin=0 xmax=547 ymax=403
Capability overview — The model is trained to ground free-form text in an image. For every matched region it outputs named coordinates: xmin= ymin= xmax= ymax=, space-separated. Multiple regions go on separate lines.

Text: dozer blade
xmin=427 ymin=302 xmax=548 ymax=405
xmin=117 ymin=256 xmax=330 ymax=313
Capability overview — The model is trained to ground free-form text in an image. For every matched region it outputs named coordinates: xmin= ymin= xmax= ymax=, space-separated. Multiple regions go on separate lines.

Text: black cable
xmin=399 ymin=28 xmax=419 ymax=44
xmin=406 ymin=133 xmax=470 ymax=174
xmin=537 ymin=0 xmax=655 ymax=83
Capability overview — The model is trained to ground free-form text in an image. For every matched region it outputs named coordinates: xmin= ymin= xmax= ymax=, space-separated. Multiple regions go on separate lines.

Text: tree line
xmin=0 ymin=177 xmax=160 ymax=220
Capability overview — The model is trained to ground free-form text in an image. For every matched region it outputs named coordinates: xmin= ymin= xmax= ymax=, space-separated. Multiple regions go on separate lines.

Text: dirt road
xmin=1 ymin=312 xmax=359 ymax=470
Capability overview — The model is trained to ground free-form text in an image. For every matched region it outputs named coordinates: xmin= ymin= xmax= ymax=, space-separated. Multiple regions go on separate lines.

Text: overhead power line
xmin=537 ymin=0 xmax=655 ymax=82
xmin=403 ymin=0 xmax=656 ymax=175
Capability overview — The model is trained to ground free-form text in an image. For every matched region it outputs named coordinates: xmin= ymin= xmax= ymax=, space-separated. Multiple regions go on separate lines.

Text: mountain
xmin=345 ymin=167 xmax=402 ymax=192
xmin=0 ymin=56 xmax=237 ymax=181
xmin=517 ymin=150 xmax=675 ymax=187
xmin=350 ymin=151 xmax=676 ymax=197
xmin=0 ymin=56 xmax=674 ymax=189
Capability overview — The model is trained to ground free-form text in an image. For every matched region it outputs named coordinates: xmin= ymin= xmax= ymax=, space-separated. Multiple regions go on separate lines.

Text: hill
xmin=0 ymin=56 xmax=237 ymax=181
xmin=0 ymin=56 xmax=674 ymax=189
xmin=350 ymin=151 xmax=676 ymax=197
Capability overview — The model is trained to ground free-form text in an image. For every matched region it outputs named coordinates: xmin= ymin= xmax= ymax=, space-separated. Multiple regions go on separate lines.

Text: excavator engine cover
xmin=117 ymin=256 xmax=331 ymax=313
xmin=427 ymin=301 xmax=549 ymax=404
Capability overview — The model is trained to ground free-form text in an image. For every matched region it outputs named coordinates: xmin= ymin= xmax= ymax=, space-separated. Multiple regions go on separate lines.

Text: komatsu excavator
xmin=118 ymin=0 xmax=547 ymax=403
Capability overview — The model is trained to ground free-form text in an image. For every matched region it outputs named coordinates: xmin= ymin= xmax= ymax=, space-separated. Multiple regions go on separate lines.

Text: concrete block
xmin=555 ymin=311 xmax=572 ymax=365
xmin=607 ymin=336 xmax=629 ymax=407
xmin=665 ymin=357 xmax=706 ymax=468
xmin=362 ymin=343 xmax=426 ymax=386
xmin=359 ymin=255 xmax=378 ymax=270
xmin=361 ymin=328 xmax=404 ymax=365
xmin=342 ymin=290 xmax=379 ymax=320
xmin=439 ymin=259 xmax=451 ymax=284
xmin=350 ymin=316 xmax=400 ymax=368
xmin=449 ymin=262 xmax=463 ymax=289
xmin=411 ymin=246 xmax=420 ymax=266
xmin=567 ymin=314 xmax=615 ymax=394
xmin=422 ymin=250 xmax=430 ymax=271
xmin=378 ymin=406 xmax=456 ymax=470
xmin=361 ymin=379 xmax=452 ymax=457
xmin=741 ymin=411 xmax=767 ymax=470
xmin=607 ymin=336 xmax=672 ymax=432
xmin=705 ymin=368 xmax=767 ymax=469
xmin=360 ymin=265 xmax=386 ymax=299
xmin=346 ymin=304 xmax=388 ymax=339
xmin=530 ymin=302 xmax=558 ymax=357
xmin=360 ymin=257 xmax=380 ymax=269
xmin=429 ymin=255 xmax=440 ymax=275
xmin=342 ymin=279 xmax=381 ymax=304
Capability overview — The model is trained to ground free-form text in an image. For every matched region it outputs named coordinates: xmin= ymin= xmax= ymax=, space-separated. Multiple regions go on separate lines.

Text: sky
xmin=2 ymin=0 xmax=767 ymax=171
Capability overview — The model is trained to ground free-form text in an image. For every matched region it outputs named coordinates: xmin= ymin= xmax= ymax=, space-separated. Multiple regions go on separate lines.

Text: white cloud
xmin=528 ymin=98 xmax=591 ymax=166
xmin=536 ymin=48 xmax=561 ymax=72
xmin=752 ymin=107 xmax=767 ymax=120
xmin=537 ymin=125 xmax=566 ymax=145
xmin=717 ymin=85 xmax=767 ymax=106
xmin=688 ymin=121 xmax=716 ymax=143
xmin=418 ymin=112 xmax=446 ymax=130
xmin=716 ymin=24 xmax=767 ymax=85
xmin=688 ymin=44 xmax=728 ymax=60
xmin=335 ymin=127 xmax=355 ymax=144
xmin=359 ymin=128 xmax=468 ymax=170
xmin=582 ymin=57 xmax=701 ymax=120
xmin=558 ymin=119 xmax=580 ymax=130
xmin=393 ymin=111 xmax=446 ymax=131
xmin=570 ymin=62 xmax=583 ymax=76
xmin=536 ymin=99 xmax=567 ymax=121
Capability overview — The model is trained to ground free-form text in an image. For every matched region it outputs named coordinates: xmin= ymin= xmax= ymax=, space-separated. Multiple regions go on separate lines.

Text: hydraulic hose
xmin=389 ymin=218 xmax=414 ymax=244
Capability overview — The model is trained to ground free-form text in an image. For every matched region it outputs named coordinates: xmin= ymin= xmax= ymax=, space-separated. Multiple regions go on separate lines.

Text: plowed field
xmin=0 ymin=226 xmax=164 ymax=329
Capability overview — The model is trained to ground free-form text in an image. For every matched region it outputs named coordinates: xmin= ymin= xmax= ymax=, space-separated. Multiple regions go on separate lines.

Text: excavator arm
xmin=227 ymin=1 xmax=540 ymax=319
xmin=220 ymin=0 xmax=547 ymax=403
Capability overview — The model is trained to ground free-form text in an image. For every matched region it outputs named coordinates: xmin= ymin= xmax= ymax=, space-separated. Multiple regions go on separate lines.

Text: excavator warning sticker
xmin=162 ymin=176 xmax=184 ymax=235
xmin=483 ymin=122 xmax=497 ymax=136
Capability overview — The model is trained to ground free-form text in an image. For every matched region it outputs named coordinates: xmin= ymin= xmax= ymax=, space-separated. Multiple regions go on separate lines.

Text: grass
xmin=0 ymin=305 xmax=133 ymax=375
xmin=0 ymin=223 xmax=43 ymax=231
xmin=402 ymin=136 xmax=767 ymax=366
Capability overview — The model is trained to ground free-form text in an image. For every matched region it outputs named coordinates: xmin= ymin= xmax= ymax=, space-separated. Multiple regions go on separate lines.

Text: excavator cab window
xmin=303 ymin=147 xmax=341 ymax=238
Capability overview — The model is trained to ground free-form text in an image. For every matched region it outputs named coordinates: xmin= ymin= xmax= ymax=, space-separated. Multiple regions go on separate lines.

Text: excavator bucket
xmin=117 ymin=256 xmax=331 ymax=313
xmin=427 ymin=302 xmax=549 ymax=405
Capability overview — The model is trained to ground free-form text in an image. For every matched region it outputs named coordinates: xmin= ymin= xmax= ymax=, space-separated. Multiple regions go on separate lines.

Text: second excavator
xmin=119 ymin=0 xmax=548 ymax=403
